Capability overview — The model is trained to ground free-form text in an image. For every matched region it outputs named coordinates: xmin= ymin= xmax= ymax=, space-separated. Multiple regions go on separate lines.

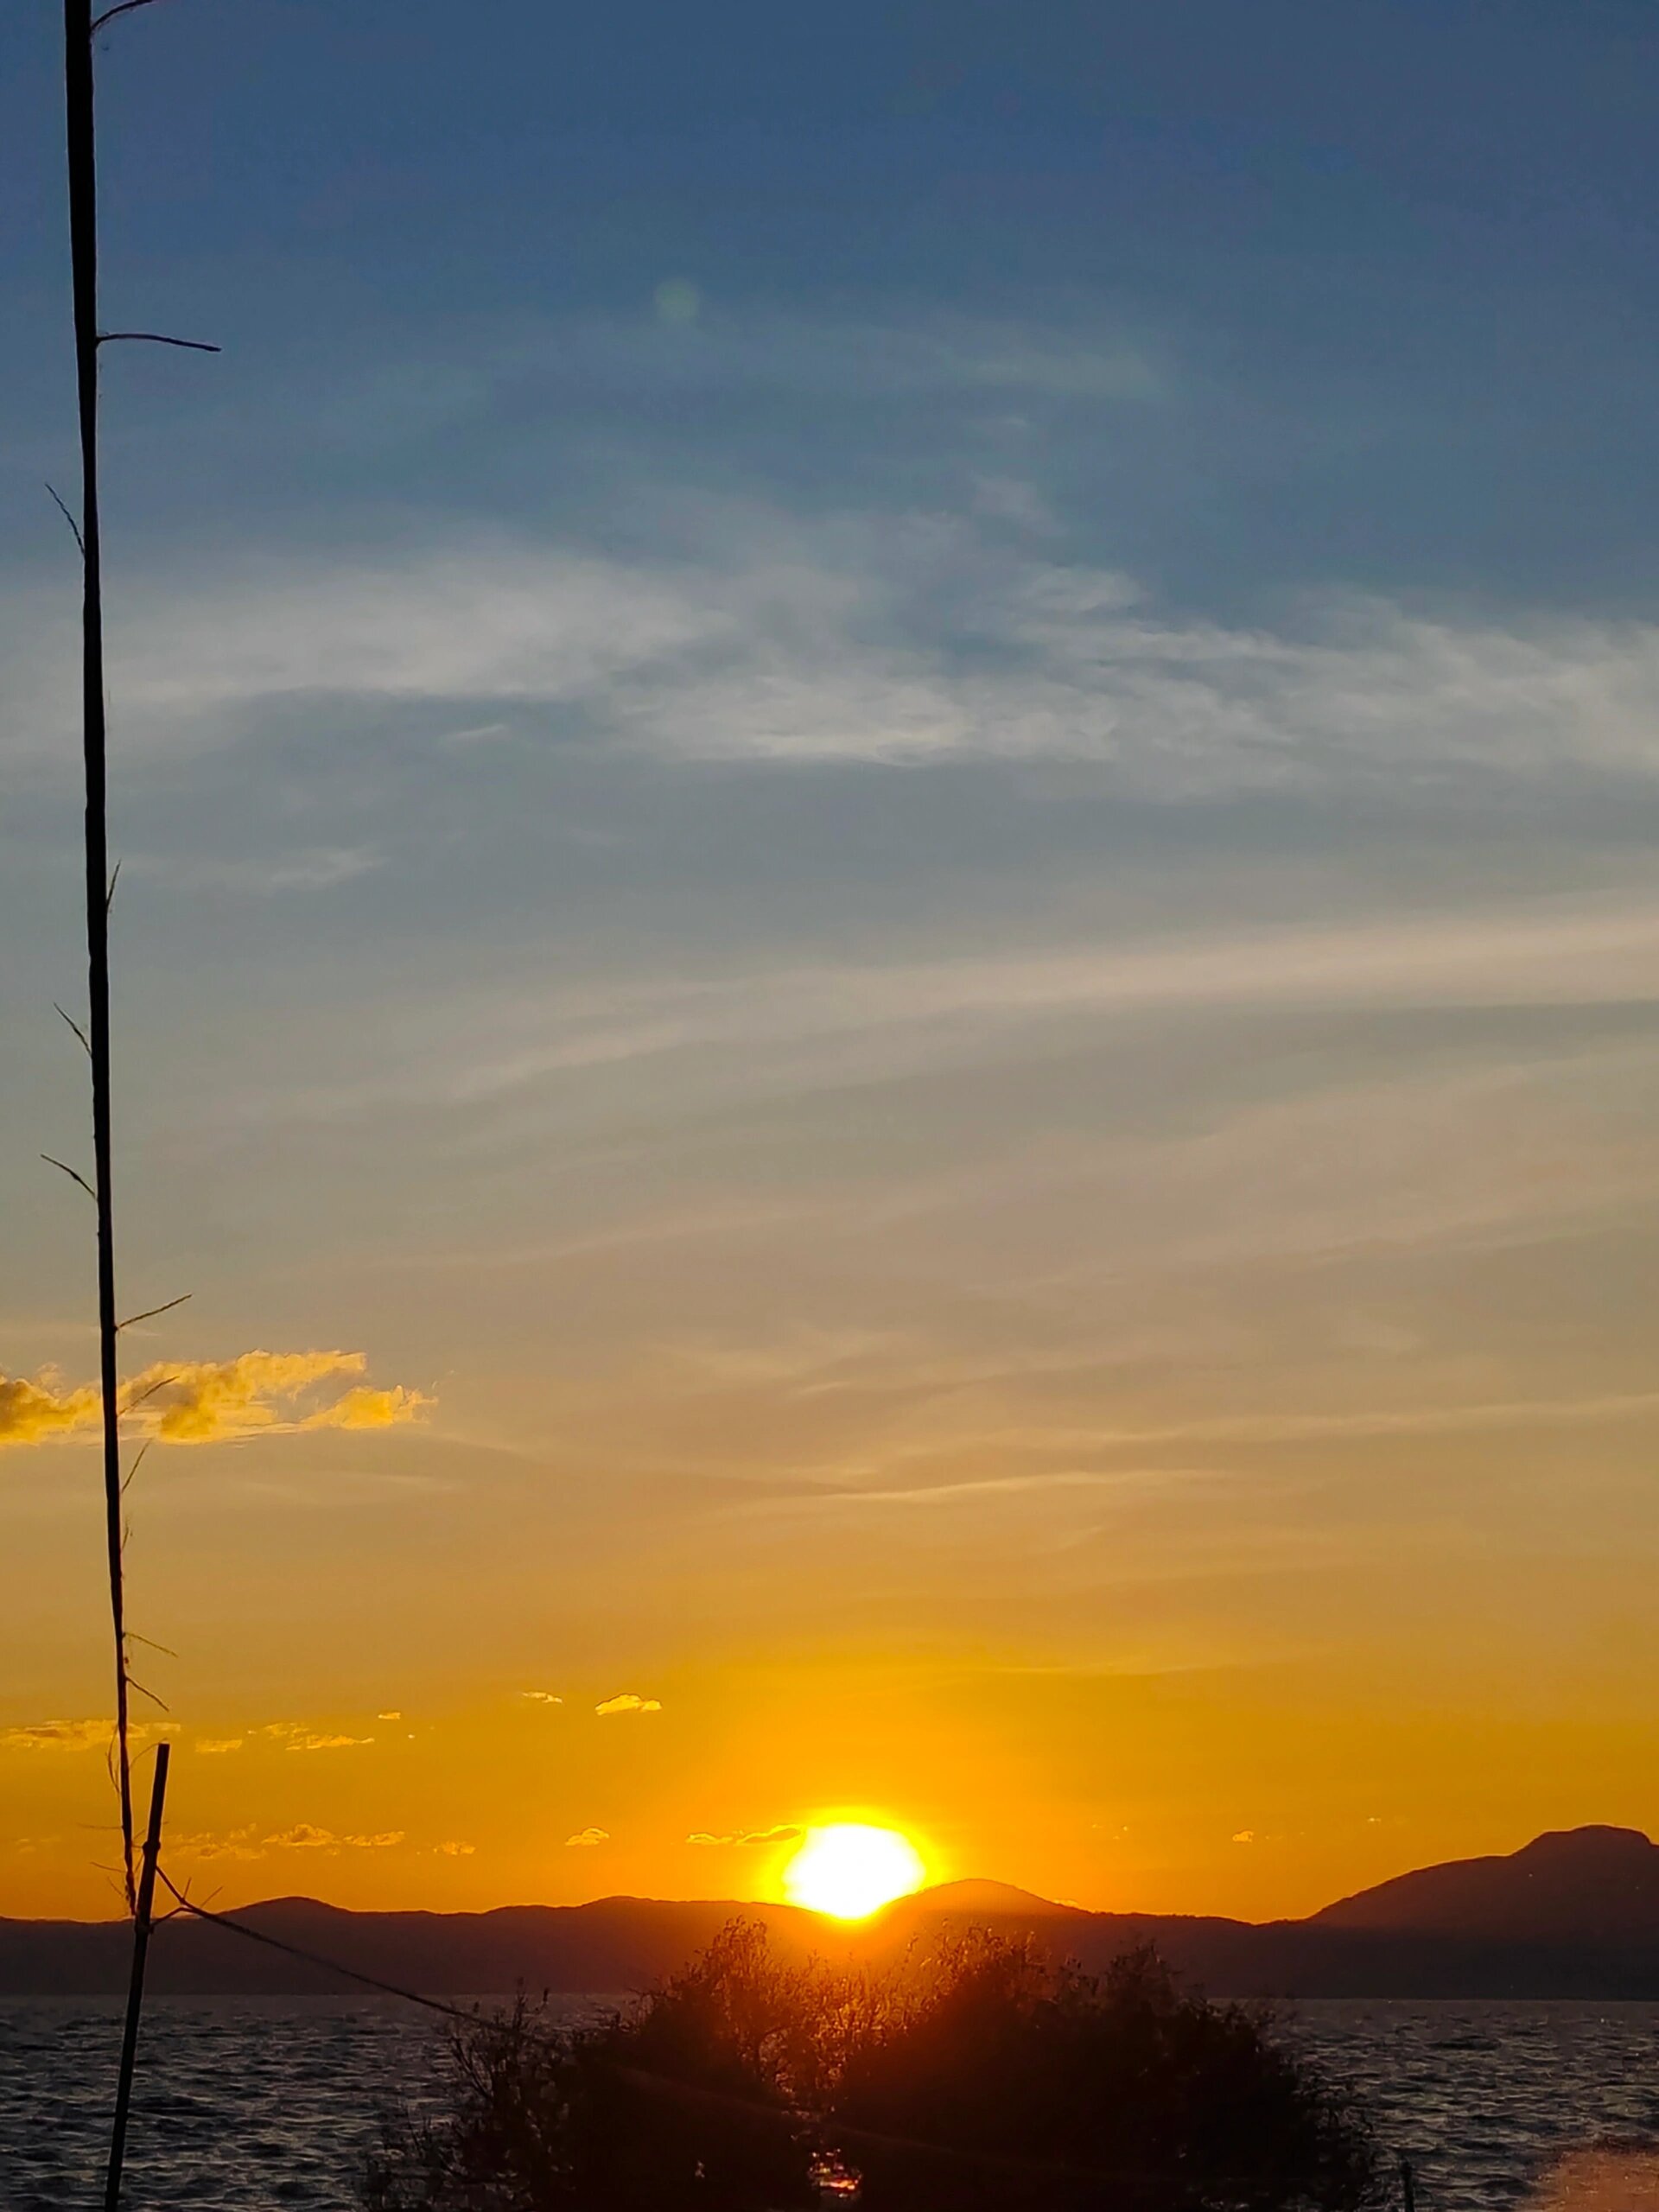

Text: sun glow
xmin=781 ymin=1823 xmax=927 ymax=1919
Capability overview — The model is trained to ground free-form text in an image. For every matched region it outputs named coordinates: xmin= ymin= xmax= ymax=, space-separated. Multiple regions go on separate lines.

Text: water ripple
xmin=3 ymin=1995 xmax=1658 ymax=2209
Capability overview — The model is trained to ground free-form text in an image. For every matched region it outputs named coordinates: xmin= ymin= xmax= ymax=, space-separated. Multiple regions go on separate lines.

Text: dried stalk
xmin=63 ymin=0 xmax=133 ymax=1914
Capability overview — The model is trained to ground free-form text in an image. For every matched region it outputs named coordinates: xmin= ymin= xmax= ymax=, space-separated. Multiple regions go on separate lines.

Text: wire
xmin=153 ymin=1871 xmax=1407 ymax=2200
xmin=155 ymin=1869 xmax=478 ymax=2023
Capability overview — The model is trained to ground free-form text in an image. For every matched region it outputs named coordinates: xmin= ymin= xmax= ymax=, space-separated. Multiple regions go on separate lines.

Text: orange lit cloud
xmin=264 ymin=1823 xmax=337 ymax=1849
xmin=260 ymin=1722 xmax=374 ymax=1751
xmin=257 ymin=1826 xmax=404 ymax=1852
xmin=130 ymin=1351 xmax=427 ymax=1443
xmin=1 ymin=1719 xmax=110 ymax=1751
xmin=595 ymin=1694 xmax=661 ymax=1716
xmin=437 ymin=1840 xmax=475 ymax=1857
xmin=194 ymin=1738 xmax=245 ymax=1755
xmin=686 ymin=1825 xmax=802 ymax=1847
xmin=0 ymin=1351 xmax=427 ymax=1449
xmin=174 ymin=1827 xmax=263 ymax=1861
xmin=565 ymin=1827 xmax=610 ymax=1847
xmin=0 ymin=1372 xmax=98 ymax=1446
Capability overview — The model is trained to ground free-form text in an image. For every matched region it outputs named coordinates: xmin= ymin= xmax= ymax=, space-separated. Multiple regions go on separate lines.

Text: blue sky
xmin=7 ymin=1 xmax=1659 ymax=1916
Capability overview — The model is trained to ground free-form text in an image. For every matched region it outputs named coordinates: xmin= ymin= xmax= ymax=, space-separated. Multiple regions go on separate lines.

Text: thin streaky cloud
xmin=765 ymin=1470 xmax=1222 ymax=1512
xmin=10 ymin=515 xmax=1659 ymax=799
xmin=194 ymin=891 xmax=1659 ymax=1132
xmin=833 ymin=1392 xmax=1659 ymax=1471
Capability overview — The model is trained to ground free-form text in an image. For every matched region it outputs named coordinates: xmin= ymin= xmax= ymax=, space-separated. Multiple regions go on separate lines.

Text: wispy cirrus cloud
xmin=12 ymin=503 xmax=1659 ymax=803
xmin=124 ymin=844 xmax=383 ymax=896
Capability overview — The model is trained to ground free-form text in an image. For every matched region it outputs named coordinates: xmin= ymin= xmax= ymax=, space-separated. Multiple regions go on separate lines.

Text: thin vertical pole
xmin=64 ymin=0 xmax=135 ymax=1913
xmin=103 ymin=1742 xmax=169 ymax=2212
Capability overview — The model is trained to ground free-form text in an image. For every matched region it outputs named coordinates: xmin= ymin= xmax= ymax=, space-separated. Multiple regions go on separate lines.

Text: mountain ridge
xmin=9 ymin=1826 xmax=1659 ymax=1999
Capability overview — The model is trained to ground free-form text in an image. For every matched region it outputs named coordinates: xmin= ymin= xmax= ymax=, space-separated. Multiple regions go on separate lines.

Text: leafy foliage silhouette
xmin=361 ymin=1921 xmax=1378 ymax=2212
xmin=833 ymin=1933 xmax=1378 ymax=2212
xmin=363 ymin=1923 xmax=819 ymax=2212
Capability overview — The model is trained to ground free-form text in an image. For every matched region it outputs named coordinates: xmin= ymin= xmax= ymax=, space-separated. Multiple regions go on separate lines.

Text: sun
xmin=782 ymin=1823 xmax=927 ymax=1919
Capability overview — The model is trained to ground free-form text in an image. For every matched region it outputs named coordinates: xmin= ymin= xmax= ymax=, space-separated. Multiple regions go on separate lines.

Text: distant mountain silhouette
xmin=1310 ymin=1827 xmax=1659 ymax=1940
xmin=12 ymin=1828 xmax=1659 ymax=1999
xmin=901 ymin=1878 xmax=1080 ymax=1919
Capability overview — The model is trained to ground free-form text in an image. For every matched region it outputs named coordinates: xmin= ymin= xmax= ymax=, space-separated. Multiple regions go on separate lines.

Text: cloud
xmin=0 ymin=1351 xmax=427 ymax=1450
xmin=1232 ymin=1831 xmax=1256 ymax=1845
xmin=0 ymin=1373 xmax=99 ymax=1446
xmin=272 ymin=887 xmax=1659 ymax=1144
xmin=345 ymin=1831 xmax=405 ymax=1848
xmin=175 ymin=1826 xmax=264 ymax=1861
xmin=302 ymin=1384 xmax=429 ymax=1434
xmin=686 ymin=1825 xmax=803 ymax=1847
xmin=194 ymin=1738 xmax=244 ymax=1755
xmin=128 ymin=1351 xmax=428 ymax=1445
xmin=437 ymin=1840 xmax=475 ymax=1856
xmin=1 ymin=1719 xmax=109 ymax=1751
xmin=129 ymin=845 xmax=383 ymax=896
xmin=594 ymin=1694 xmax=662 ymax=1717
xmin=518 ymin=1691 xmax=563 ymax=1705
xmin=377 ymin=1710 xmax=402 ymax=1721
xmin=264 ymin=1823 xmax=337 ymax=1849
xmin=565 ymin=1827 xmax=610 ymax=1847
xmin=261 ymin=1723 xmax=374 ymax=1751
xmin=21 ymin=508 xmax=1659 ymax=802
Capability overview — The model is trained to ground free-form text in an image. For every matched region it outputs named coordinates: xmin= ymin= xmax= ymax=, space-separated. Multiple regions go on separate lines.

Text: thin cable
xmin=153 ymin=1872 xmax=1315 ymax=2195
xmin=155 ymin=1870 xmax=477 ymax=2021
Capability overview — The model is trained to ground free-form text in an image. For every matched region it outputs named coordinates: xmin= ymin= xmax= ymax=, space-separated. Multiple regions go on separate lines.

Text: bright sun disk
xmin=782 ymin=1823 xmax=927 ymax=1919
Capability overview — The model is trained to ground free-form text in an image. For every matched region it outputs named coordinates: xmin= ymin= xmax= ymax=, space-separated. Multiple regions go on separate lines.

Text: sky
xmin=5 ymin=0 xmax=1659 ymax=1923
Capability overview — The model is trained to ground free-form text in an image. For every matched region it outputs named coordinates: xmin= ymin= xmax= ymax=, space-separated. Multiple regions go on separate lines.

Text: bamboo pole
xmin=63 ymin=0 xmax=136 ymax=1916
xmin=103 ymin=1742 xmax=170 ymax=2211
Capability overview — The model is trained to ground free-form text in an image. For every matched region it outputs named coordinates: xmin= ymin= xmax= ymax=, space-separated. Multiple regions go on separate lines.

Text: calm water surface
xmin=3 ymin=1996 xmax=1658 ymax=2210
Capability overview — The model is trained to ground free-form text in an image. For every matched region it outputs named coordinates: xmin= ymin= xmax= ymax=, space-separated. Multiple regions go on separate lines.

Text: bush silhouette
xmin=833 ymin=1934 xmax=1378 ymax=2212
xmin=363 ymin=1923 xmax=820 ymax=2212
xmin=362 ymin=1922 xmax=1377 ymax=2212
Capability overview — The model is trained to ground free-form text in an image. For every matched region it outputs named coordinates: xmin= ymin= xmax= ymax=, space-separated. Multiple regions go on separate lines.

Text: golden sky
xmin=9 ymin=969 xmax=1659 ymax=1925
xmin=9 ymin=1 xmax=1659 ymax=1926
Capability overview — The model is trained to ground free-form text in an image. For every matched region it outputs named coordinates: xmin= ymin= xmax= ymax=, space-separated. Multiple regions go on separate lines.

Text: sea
xmin=3 ymin=1996 xmax=1659 ymax=2211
